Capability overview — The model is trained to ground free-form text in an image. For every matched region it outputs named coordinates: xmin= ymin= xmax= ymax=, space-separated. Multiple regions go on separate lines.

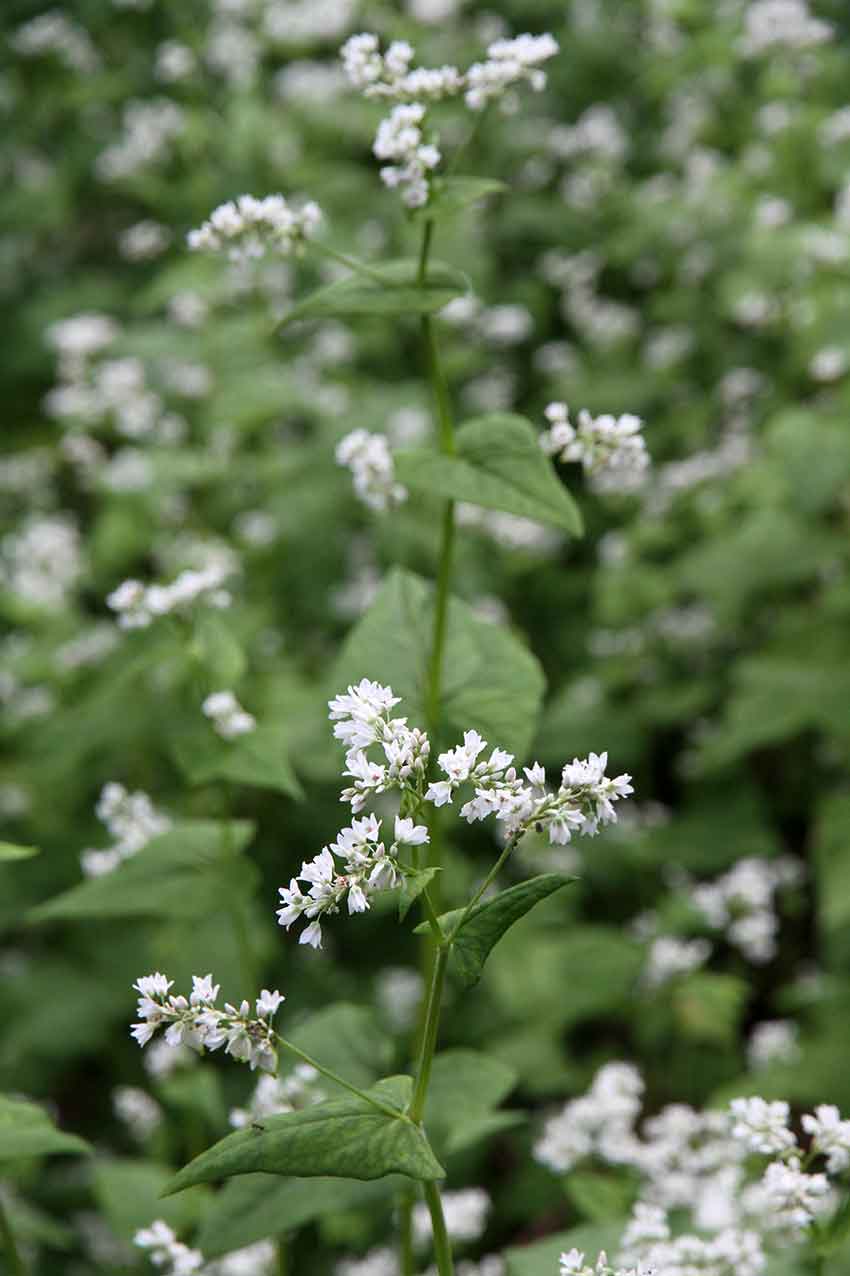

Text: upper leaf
xmin=333 ymin=568 xmax=545 ymax=759
xmin=0 ymin=1095 xmax=91 ymax=1161
xmin=0 ymin=842 xmax=39 ymax=861
xmin=395 ymin=414 xmax=583 ymax=535
xmin=281 ymin=259 xmax=469 ymax=326
xmin=417 ymin=874 xmax=577 ymax=987
xmin=413 ymin=177 xmax=507 ymax=223
xmin=162 ymin=1077 xmax=444 ymax=1195
xmin=28 ymin=820 xmax=256 ymax=924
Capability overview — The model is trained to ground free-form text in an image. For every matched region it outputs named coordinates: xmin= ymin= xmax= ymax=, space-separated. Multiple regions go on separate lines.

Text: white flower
xmin=188 ymin=193 xmax=322 ymax=263
xmin=130 ymin=972 xmax=280 ymax=1073
xmin=541 ymin=403 xmax=650 ymax=493
xmin=747 ymin=1021 xmax=800 ymax=1070
xmin=336 ymin=430 xmax=408 ymax=511
xmin=202 ymin=690 xmax=256 ymax=740
xmin=802 ymin=1104 xmax=850 ymax=1174
xmin=81 ymin=782 xmax=171 ymax=878
xmin=107 ymin=562 xmax=234 ymax=630
xmin=758 ymin=1156 xmax=832 ymax=1232
xmin=740 ymin=0 xmax=833 ymax=56
xmin=113 ymin=1086 xmax=162 ymax=1141
xmin=730 ymin=1097 xmax=796 ymax=1156
xmin=465 ymin=34 xmax=559 ymax=111
xmin=372 ymin=103 xmax=441 ymax=209
xmin=134 ymin=1220 xmax=204 ymax=1275
xmin=413 ymin=1188 xmax=491 ymax=1246
xmin=644 ymin=936 xmax=712 ymax=989
xmin=394 ymin=816 xmax=429 ymax=845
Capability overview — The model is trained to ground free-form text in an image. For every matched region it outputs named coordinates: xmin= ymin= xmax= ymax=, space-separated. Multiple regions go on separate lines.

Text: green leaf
xmin=425 ymin=1050 xmax=519 ymax=1156
xmin=333 ymin=568 xmax=545 ymax=759
xmin=171 ymin=721 xmax=303 ymax=798
xmin=414 ymin=177 xmax=507 ymax=222
xmin=0 ymin=1095 xmax=91 ymax=1161
xmin=92 ymin=1159 xmax=207 ymax=1240
xmin=396 ymin=414 xmax=583 ymax=535
xmin=506 ymin=1220 xmax=626 ymax=1276
xmin=417 ymin=875 xmax=577 ymax=987
xmin=565 ymin=1169 xmax=637 ymax=1224
xmin=288 ymin=1003 xmax=394 ymax=1093
xmin=192 ymin=611 xmax=246 ymax=685
xmin=197 ymin=1176 xmax=391 ymax=1257
xmin=28 ymin=820 xmax=256 ymax=924
xmin=399 ymin=866 xmax=440 ymax=921
xmin=0 ymin=842 xmax=39 ymax=861
xmin=162 ymin=1077 xmax=444 ymax=1195
xmin=672 ymin=972 xmax=749 ymax=1046
xmin=281 ymin=259 xmax=468 ymax=326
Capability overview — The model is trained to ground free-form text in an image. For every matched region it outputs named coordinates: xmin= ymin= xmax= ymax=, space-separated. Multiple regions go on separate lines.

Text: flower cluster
xmin=336 ymin=430 xmax=408 ymax=511
xmin=413 ymin=1187 xmax=491 ymax=1246
xmin=690 ymin=856 xmax=803 ymax=964
xmin=329 ymin=679 xmax=431 ymax=812
xmin=106 ymin=562 xmax=232 ymax=629
xmin=202 ymin=690 xmax=256 ymax=740
xmin=277 ymin=813 xmax=428 ymax=949
xmin=740 ymin=0 xmax=833 ymax=56
xmin=373 ymin=104 xmax=441 ymax=210
xmin=427 ymin=738 xmax=633 ymax=845
xmin=187 ymin=194 xmax=322 ymax=264
xmin=135 ymin=1220 xmax=202 ymax=1275
xmin=81 ymin=781 xmax=171 ymax=878
xmin=535 ymin=1062 xmax=645 ymax=1174
xmin=540 ymin=403 xmax=650 ymax=494
xmin=747 ymin=1020 xmax=800 ymax=1070
xmin=643 ymin=934 xmax=712 ymax=989
xmin=0 ymin=514 xmax=82 ymax=610
xmin=130 ymin=974 xmax=283 ymax=1073
xmin=340 ymin=32 xmax=558 ymax=207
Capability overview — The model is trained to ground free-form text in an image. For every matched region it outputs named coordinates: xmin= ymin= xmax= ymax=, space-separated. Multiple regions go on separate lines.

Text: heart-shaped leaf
xmin=395 ymin=414 xmax=583 ymax=535
xmin=0 ymin=1096 xmax=91 ymax=1161
xmin=281 ymin=259 xmax=469 ymax=326
xmin=162 ymin=1077 xmax=444 ymax=1195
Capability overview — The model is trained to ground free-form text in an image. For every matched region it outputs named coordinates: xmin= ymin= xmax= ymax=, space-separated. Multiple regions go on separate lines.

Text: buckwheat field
xmin=3 ymin=2 xmax=850 ymax=1273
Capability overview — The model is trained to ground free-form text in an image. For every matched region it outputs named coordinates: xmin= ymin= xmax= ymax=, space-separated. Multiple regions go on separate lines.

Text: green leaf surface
xmin=288 ymin=1003 xmax=394 ymax=1093
xmin=0 ymin=1095 xmax=91 ymax=1161
xmin=0 ymin=842 xmax=39 ymax=861
xmin=565 ymin=1169 xmax=637 ymax=1224
xmin=92 ymin=1159 xmax=207 ymax=1240
xmin=28 ymin=820 xmax=256 ymax=923
xmin=425 ymin=1049 xmax=519 ymax=1155
xmin=415 ymin=176 xmax=507 ymax=221
xmin=163 ymin=1077 xmax=444 ymax=1195
xmin=506 ymin=1220 xmax=625 ymax=1276
xmin=197 ymin=1175 xmax=392 ymax=1257
xmin=399 ymin=866 xmax=440 ymax=921
xmin=396 ymin=414 xmax=583 ymax=535
xmin=192 ymin=611 xmax=246 ymax=685
xmin=171 ymin=721 xmax=303 ymax=798
xmin=333 ymin=568 xmax=545 ymax=759
xmin=281 ymin=259 xmax=468 ymax=325
xmin=417 ymin=875 xmax=577 ymax=987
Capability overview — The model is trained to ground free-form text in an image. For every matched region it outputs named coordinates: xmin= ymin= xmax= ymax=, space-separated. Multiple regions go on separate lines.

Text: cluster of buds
xmin=540 ymin=403 xmax=649 ymax=493
xmin=427 ymin=734 xmax=633 ymax=845
xmin=277 ymin=813 xmax=428 ymax=949
xmin=187 ymin=193 xmax=322 ymax=264
xmin=329 ymin=679 xmax=431 ymax=812
xmin=130 ymin=974 xmax=283 ymax=1073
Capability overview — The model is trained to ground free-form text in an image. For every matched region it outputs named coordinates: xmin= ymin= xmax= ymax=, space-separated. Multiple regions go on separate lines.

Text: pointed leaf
xmin=0 ymin=842 xmax=39 ymax=861
xmin=413 ymin=177 xmax=507 ymax=222
xmin=171 ymin=721 xmax=303 ymax=799
xmin=288 ymin=1003 xmax=394 ymax=1093
xmin=425 ymin=1050 xmax=518 ymax=1156
xmin=396 ymin=414 xmax=583 ymax=535
xmin=162 ymin=1077 xmax=444 ymax=1195
xmin=28 ymin=820 xmax=255 ymax=923
xmin=281 ymin=259 xmax=468 ymax=325
xmin=399 ymin=866 xmax=440 ymax=921
xmin=417 ymin=874 xmax=577 ymax=987
xmin=333 ymin=568 xmax=545 ymax=759
xmin=0 ymin=1096 xmax=91 ymax=1161
xmin=197 ymin=1176 xmax=392 ymax=1257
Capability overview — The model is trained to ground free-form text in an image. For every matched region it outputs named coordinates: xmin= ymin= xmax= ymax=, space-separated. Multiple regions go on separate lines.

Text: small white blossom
xmin=802 ymin=1105 xmax=850 ymax=1174
xmin=131 ymin=973 xmax=282 ymax=1073
xmin=107 ymin=562 xmax=234 ymax=630
xmin=465 ymin=34 xmax=559 ymax=111
xmin=757 ymin=1156 xmax=832 ymax=1232
xmin=644 ymin=935 xmax=712 ymax=988
xmin=112 ymin=1086 xmax=162 ymax=1140
xmin=202 ymin=690 xmax=256 ymax=740
xmin=81 ymin=783 xmax=170 ymax=878
xmin=747 ymin=1021 xmax=801 ymax=1070
xmin=413 ymin=1188 xmax=491 ymax=1246
xmin=541 ymin=403 xmax=650 ymax=493
xmin=134 ymin=1220 xmax=203 ymax=1275
xmin=230 ymin=1064 xmax=324 ymax=1129
xmin=188 ymin=194 xmax=322 ymax=264
xmin=730 ymin=1097 xmax=797 ymax=1156
xmin=336 ymin=430 xmax=408 ymax=511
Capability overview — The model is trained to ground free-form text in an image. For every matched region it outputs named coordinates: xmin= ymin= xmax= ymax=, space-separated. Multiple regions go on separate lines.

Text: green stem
xmin=409 ymin=944 xmax=449 ymax=1124
xmin=277 ymin=1235 xmax=288 ymax=1275
xmin=276 ymin=1037 xmax=402 ymax=1120
xmin=424 ymin=1180 xmax=455 ymax=1276
xmin=398 ymin=1193 xmax=416 ymax=1276
xmin=449 ymin=834 xmax=521 ymax=939
xmin=0 ymin=1194 xmax=24 ymax=1276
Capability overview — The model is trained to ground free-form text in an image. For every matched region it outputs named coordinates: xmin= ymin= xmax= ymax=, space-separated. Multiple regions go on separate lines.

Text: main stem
xmin=0 ymin=1195 xmax=24 ymax=1276
xmin=424 ymin=1181 xmax=455 ymax=1276
xmin=409 ymin=943 xmax=449 ymax=1124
